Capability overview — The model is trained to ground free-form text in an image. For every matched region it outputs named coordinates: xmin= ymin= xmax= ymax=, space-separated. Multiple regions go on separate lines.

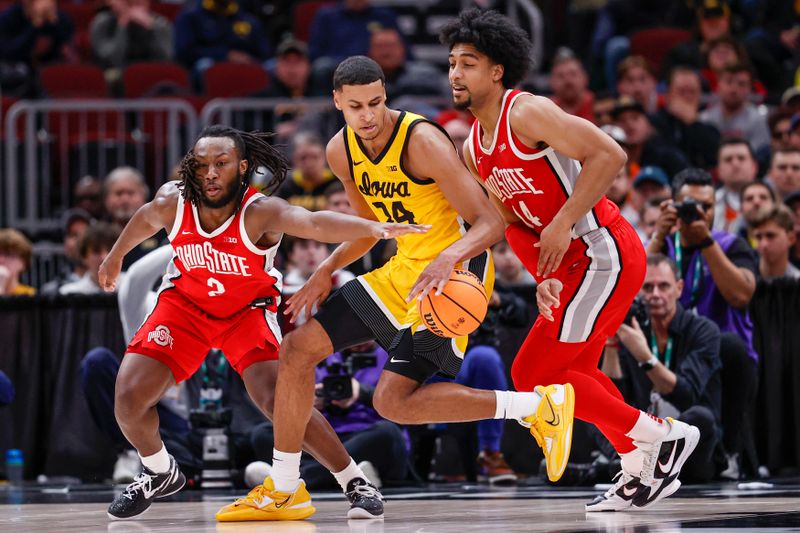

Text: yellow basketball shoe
xmin=215 ymin=477 xmax=315 ymax=522
xmin=521 ymin=383 xmax=575 ymax=482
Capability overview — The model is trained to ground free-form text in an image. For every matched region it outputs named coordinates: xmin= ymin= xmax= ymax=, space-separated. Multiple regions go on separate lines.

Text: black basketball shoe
xmin=345 ymin=478 xmax=384 ymax=519
xmin=108 ymin=455 xmax=186 ymax=520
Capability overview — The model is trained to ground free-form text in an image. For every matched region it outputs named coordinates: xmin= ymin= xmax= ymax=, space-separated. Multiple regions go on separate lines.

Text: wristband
xmin=638 ymin=356 xmax=659 ymax=371
xmin=698 ymin=236 xmax=715 ymax=249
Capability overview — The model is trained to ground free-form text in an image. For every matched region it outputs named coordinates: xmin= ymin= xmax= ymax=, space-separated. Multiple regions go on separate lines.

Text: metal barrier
xmin=19 ymin=241 xmax=69 ymax=290
xmin=3 ymin=99 xmax=197 ymax=234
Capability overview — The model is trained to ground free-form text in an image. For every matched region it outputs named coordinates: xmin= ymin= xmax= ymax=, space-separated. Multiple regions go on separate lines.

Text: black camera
xmin=189 ymin=404 xmax=233 ymax=429
xmin=624 ymin=296 xmax=651 ymax=335
xmin=319 ymin=351 xmax=377 ymax=401
xmin=674 ymin=198 xmax=703 ymax=224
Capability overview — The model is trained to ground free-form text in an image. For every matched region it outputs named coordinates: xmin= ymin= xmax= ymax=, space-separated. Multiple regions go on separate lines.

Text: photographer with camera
xmin=647 ymin=168 xmax=759 ymax=479
xmin=602 ymin=254 xmax=722 ymax=483
xmin=246 ymin=341 xmax=408 ymax=489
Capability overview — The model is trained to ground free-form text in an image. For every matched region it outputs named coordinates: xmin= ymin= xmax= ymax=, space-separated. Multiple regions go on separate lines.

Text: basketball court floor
xmin=2 ymin=481 xmax=800 ymax=532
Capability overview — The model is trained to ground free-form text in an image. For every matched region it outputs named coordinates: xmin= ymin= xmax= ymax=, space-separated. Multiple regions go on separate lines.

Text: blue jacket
xmin=0 ymin=3 xmax=74 ymax=65
xmin=308 ymin=3 xmax=399 ymax=61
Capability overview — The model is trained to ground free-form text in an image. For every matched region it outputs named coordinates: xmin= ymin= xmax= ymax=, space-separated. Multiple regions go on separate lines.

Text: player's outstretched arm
xmin=98 ymin=182 xmax=178 ymax=292
xmin=405 ymin=123 xmax=505 ymax=301
xmin=509 ymin=95 xmax=627 ymax=276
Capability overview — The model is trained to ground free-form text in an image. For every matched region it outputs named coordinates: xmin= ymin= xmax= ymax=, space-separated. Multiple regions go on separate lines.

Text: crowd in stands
xmin=2 ymin=0 xmax=800 ymax=487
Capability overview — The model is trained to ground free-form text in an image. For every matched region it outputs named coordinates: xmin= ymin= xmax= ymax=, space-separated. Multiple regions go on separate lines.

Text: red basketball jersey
xmin=161 ymin=187 xmax=282 ymax=319
xmin=468 ymin=89 xmax=620 ymax=238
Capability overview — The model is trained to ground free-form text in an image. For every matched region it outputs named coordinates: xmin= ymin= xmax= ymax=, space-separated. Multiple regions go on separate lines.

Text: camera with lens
xmin=674 ymin=198 xmax=703 ymax=224
xmin=319 ymin=349 xmax=378 ymax=401
xmin=624 ymin=296 xmax=651 ymax=336
xmin=189 ymin=374 xmax=234 ymax=488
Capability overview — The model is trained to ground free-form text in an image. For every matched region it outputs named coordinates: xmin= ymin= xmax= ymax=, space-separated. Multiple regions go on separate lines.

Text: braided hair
xmin=177 ymin=125 xmax=289 ymax=207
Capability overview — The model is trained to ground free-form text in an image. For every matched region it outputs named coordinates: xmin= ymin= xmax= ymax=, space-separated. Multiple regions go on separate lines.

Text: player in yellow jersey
xmin=216 ymin=56 xmax=575 ymax=522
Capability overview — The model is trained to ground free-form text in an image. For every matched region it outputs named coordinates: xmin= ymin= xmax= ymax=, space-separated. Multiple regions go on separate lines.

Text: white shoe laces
xmin=602 ymin=469 xmax=634 ymax=500
xmin=635 ymin=440 xmax=659 ymax=486
xmin=122 ymin=472 xmax=154 ymax=500
xmin=348 ymin=483 xmax=384 ymax=501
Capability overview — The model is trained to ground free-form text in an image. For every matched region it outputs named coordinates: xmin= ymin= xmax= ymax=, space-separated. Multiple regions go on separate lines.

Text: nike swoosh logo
xmin=622 ymin=485 xmax=639 ymax=498
xmin=181 ymin=231 xmax=192 ymax=235
xmin=273 ymin=495 xmax=291 ymax=509
xmin=543 ymin=396 xmax=560 ymax=426
xmin=657 ymin=442 xmax=678 ymax=476
xmin=390 ymin=356 xmax=409 ymax=363
xmin=354 ymin=160 xmax=364 ymax=166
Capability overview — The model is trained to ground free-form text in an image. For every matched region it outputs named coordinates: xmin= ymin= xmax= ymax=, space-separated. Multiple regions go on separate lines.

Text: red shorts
xmin=127 ymin=288 xmax=282 ymax=382
xmin=506 ymin=215 xmax=646 ymax=343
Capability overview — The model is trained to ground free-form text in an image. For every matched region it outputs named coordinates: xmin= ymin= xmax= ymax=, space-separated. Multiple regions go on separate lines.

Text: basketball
xmin=418 ymin=269 xmax=488 ymax=338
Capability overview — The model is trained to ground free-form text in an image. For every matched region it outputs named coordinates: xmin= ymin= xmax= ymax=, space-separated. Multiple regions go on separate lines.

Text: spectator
xmin=639 ymin=198 xmax=664 ymax=243
xmin=616 ymin=56 xmax=659 ymax=114
xmin=632 ymin=166 xmax=672 ymax=206
xmin=0 ymin=370 xmax=13 ymax=406
xmin=442 ymin=117 xmax=472 ymax=162
xmin=174 ymin=0 xmax=271 ymax=72
xmin=785 ymin=191 xmax=800 ymax=268
xmin=308 ymin=0 xmax=400 ymax=63
xmin=699 ymin=64 xmax=770 ymax=153
xmin=652 ymin=67 xmax=720 ymax=169
xmin=73 ymin=175 xmax=104 ymax=220
xmin=103 ymin=166 xmax=160 ymax=269
xmin=0 ymin=0 xmax=77 ymax=93
xmin=0 ymin=228 xmax=35 ymax=296
xmin=592 ymin=93 xmax=616 ymax=127
xmin=247 ymin=341 xmax=408 ymax=489
xmin=607 ymin=162 xmax=638 ymax=226
xmin=740 ymin=181 xmax=777 ymax=245
xmin=780 ymin=89 xmax=800 ymax=116
xmin=369 ymin=27 xmax=445 ymax=101
xmin=790 ymin=113 xmax=800 ymax=151
xmin=40 ymin=209 xmax=92 ymax=295
xmin=714 ymin=138 xmax=758 ymax=234
xmin=549 ymin=48 xmax=594 ymax=122
xmin=324 ymin=181 xmax=393 ymax=277
xmin=662 ymin=0 xmax=734 ymax=78
xmin=281 ymin=236 xmax=355 ymax=325
xmin=90 ymin=0 xmax=172 ymax=74
xmin=277 ymin=132 xmax=336 ymax=212
xmin=603 ymin=254 xmax=722 ymax=483
xmin=765 ymin=147 xmax=800 ymax=202
xmin=263 ymin=37 xmax=315 ymax=98
xmin=613 ymin=97 xmax=688 ymax=179
xmin=60 ymin=222 xmax=120 ymax=295
xmin=758 ymin=108 xmax=793 ymax=172
xmin=700 ymin=36 xmax=767 ymax=96
xmin=647 ymin=168 xmax=759 ymax=478
xmin=492 ymin=239 xmax=534 ymax=286
xmin=751 ymin=205 xmax=800 ymax=281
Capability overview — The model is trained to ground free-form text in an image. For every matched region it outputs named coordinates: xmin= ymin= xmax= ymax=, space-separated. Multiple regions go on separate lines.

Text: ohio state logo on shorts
xmin=147 ymin=325 xmax=174 ymax=349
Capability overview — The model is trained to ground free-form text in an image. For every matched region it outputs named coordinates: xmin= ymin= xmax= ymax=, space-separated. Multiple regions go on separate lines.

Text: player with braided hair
xmin=98 ymin=125 xmax=426 ymax=521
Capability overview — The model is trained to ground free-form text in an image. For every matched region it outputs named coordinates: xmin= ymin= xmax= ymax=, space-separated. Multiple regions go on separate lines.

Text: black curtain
xmin=0 ymin=294 xmax=124 ymax=480
xmin=750 ymin=278 xmax=800 ymax=474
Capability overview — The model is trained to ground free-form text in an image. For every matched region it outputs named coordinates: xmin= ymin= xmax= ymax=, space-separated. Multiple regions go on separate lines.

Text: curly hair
xmin=439 ymin=8 xmax=532 ymax=89
xmin=177 ymin=125 xmax=289 ymax=207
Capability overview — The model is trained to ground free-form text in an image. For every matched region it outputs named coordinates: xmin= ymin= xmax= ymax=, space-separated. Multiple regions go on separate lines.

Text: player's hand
xmin=406 ymin=251 xmax=457 ymax=302
xmin=98 ymin=254 xmax=123 ymax=292
xmin=284 ymin=267 xmax=333 ymax=324
xmin=655 ymin=199 xmax=678 ymax=241
xmin=371 ymin=222 xmax=430 ymax=240
xmin=617 ymin=317 xmax=651 ymax=363
xmin=536 ymin=278 xmax=563 ymax=322
xmin=534 ymin=219 xmax=571 ymax=277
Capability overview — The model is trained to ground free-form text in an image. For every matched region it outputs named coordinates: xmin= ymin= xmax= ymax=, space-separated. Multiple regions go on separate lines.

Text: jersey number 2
xmin=372 ymin=201 xmax=416 ymax=224
xmin=207 ymin=277 xmax=225 ymax=297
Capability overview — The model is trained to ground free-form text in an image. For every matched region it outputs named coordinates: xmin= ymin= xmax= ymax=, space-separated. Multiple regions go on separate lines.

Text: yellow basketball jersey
xmin=344 ymin=111 xmax=465 ymax=261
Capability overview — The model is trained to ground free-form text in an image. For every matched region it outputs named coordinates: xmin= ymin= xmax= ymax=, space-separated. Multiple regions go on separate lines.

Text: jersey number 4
xmin=208 ymin=277 xmax=225 ymax=297
xmin=372 ymin=201 xmax=416 ymax=224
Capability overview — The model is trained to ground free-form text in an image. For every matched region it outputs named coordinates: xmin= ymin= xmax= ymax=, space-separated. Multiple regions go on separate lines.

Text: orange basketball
xmin=418 ymin=269 xmax=488 ymax=338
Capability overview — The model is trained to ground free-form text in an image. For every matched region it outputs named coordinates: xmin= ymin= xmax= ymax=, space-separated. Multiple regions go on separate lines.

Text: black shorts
xmin=313 ymin=281 xmax=460 ymax=384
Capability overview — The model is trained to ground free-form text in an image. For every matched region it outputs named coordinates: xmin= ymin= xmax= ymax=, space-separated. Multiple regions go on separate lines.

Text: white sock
xmin=493 ymin=390 xmax=542 ymax=420
xmin=620 ymin=448 xmax=644 ymax=475
xmin=139 ymin=442 xmax=170 ymax=474
xmin=625 ymin=411 xmax=670 ymax=443
xmin=332 ymin=458 xmax=366 ymax=492
xmin=271 ymin=449 xmax=301 ymax=493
